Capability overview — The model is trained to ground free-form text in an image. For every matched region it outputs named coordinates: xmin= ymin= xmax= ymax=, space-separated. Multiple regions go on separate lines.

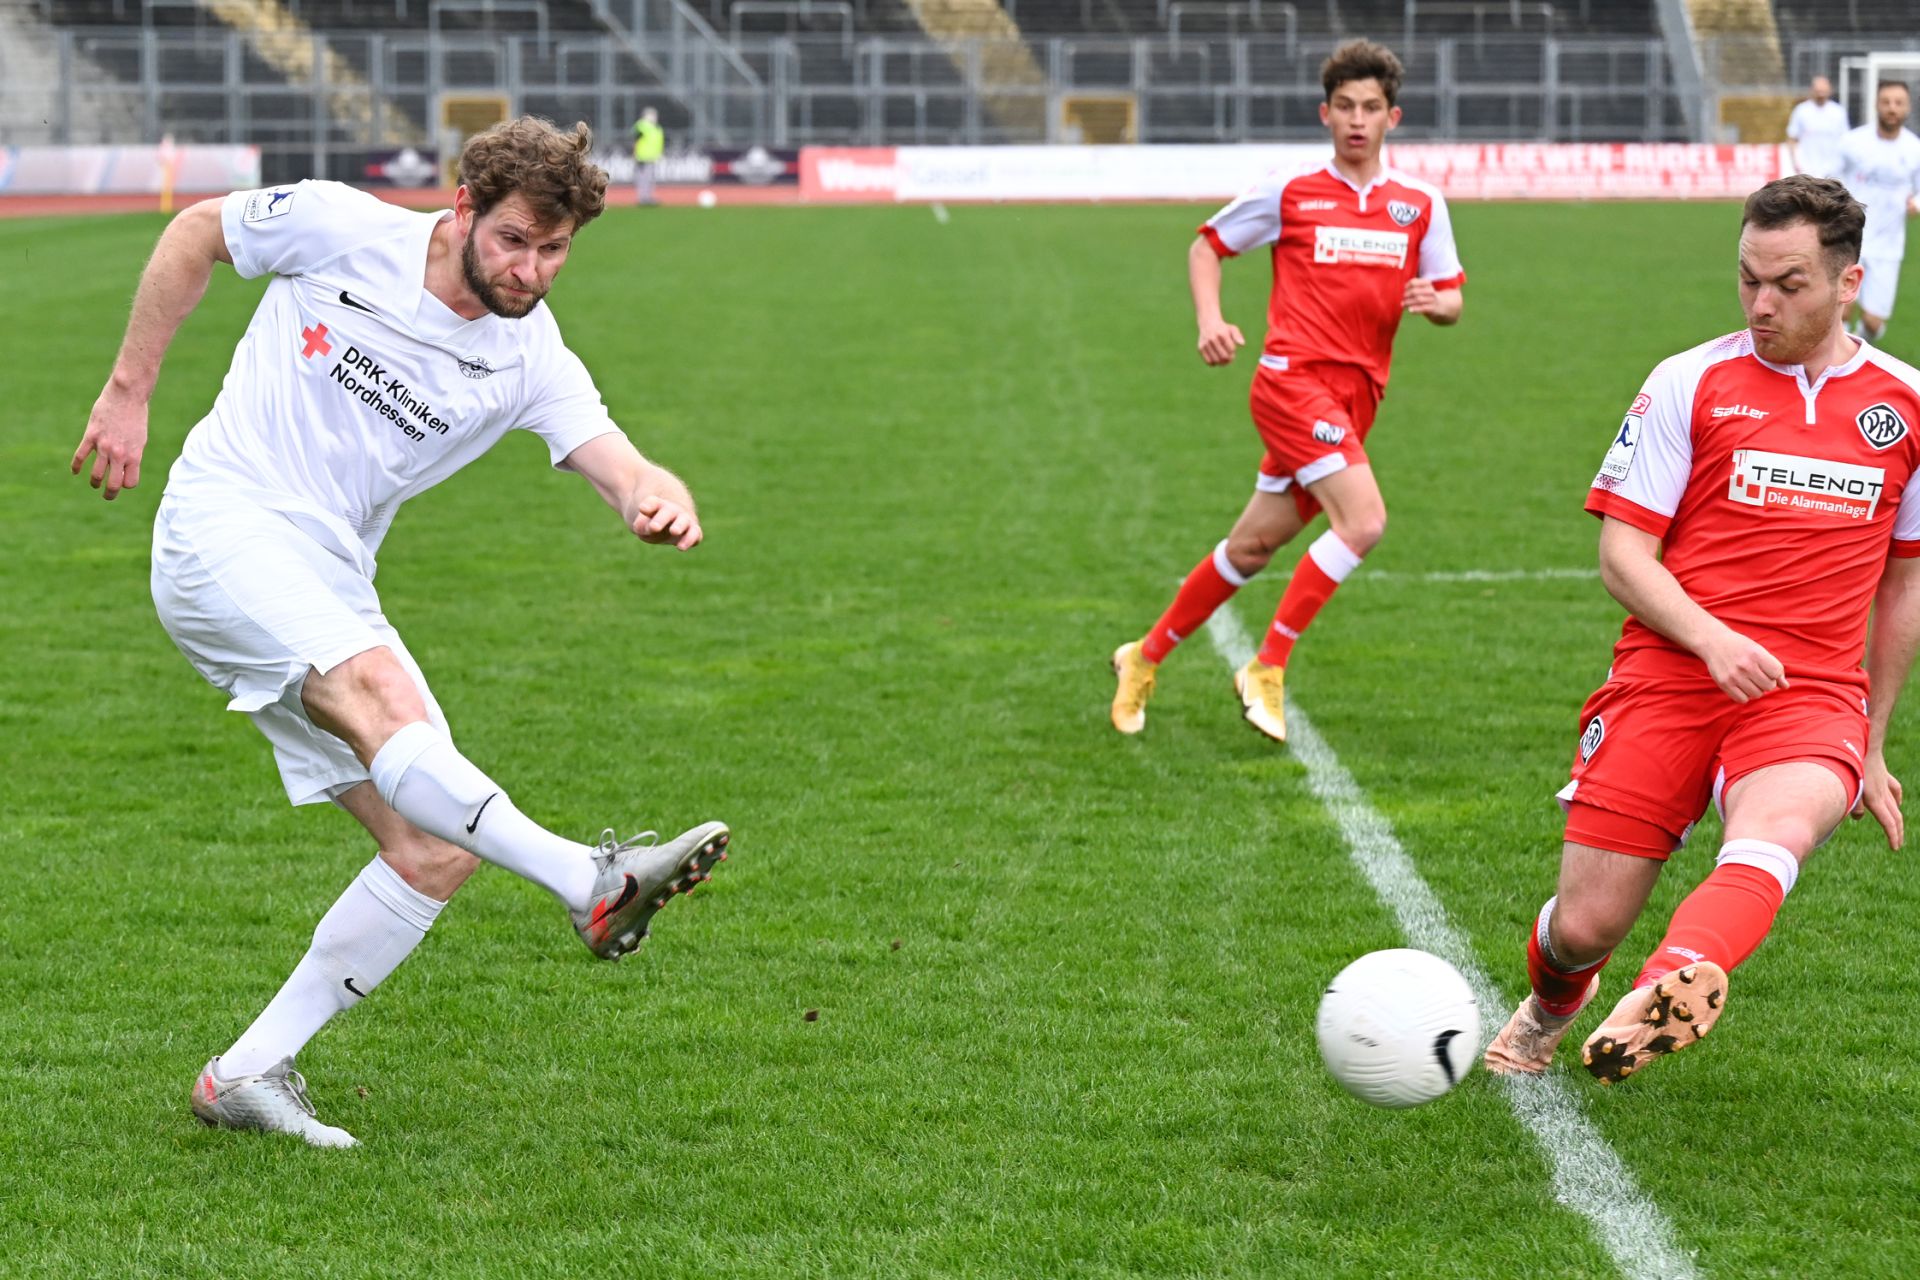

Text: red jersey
xmin=1587 ymin=330 xmax=1920 ymax=687
xmin=1199 ymin=161 xmax=1465 ymax=390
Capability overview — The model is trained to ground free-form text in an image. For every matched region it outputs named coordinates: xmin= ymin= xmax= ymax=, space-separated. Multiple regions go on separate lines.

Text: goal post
xmin=1839 ymin=51 xmax=1920 ymax=132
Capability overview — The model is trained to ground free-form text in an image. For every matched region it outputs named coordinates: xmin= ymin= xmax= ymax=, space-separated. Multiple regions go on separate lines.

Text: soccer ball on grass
xmin=1316 ymin=948 xmax=1480 ymax=1108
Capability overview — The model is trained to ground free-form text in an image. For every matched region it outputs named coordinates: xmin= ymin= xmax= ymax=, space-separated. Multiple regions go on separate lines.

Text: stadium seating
xmin=1774 ymin=1 xmax=1920 ymax=39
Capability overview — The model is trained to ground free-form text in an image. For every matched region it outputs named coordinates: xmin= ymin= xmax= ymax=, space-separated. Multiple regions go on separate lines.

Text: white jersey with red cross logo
xmin=164 ymin=180 xmax=622 ymax=576
xmin=1199 ymin=160 xmax=1465 ymax=389
xmin=1587 ymin=329 xmax=1920 ymax=686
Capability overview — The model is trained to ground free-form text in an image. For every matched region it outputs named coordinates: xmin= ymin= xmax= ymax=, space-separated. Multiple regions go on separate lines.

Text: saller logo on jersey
xmin=1857 ymin=402 xmax=1909 ymax=450
xmin=1387 ymin=200 xmax=1421 ymax=227
xmin=1314 ymin=225 xmax=1409 ymax=269
xmin=1727 ymin=449 xmax=1885 ymax=520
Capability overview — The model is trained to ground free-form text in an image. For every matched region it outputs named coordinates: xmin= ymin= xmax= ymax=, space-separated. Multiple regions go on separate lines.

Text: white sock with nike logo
xmin=368 ymin=721 xmax=597 ymax=911
xmin=222 ymin=855 xmax=444 ymax=1077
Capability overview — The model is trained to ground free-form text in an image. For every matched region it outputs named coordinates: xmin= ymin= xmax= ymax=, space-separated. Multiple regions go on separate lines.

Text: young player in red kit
xmin=1109 ymin=39 xmax=1464 ymax=742
xmin=1485 ymin=175 xmax=1920 ymax=1084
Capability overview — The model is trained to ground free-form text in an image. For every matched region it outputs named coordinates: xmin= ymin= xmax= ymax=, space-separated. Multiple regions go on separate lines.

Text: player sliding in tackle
xmin=70 ymin=118 xmax=730 ymax=1147
xmin=1485 ymin=175 xmax=1920 ymax=1084
xmin=1109 ymin=39 xmax=1464 ymax=743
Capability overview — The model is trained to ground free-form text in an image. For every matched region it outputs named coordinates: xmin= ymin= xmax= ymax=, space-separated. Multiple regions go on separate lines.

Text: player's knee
xmin=1224 ymin=531 xmax=1277 ymax=575
xmin=381 ymin=837 xmax=479 ymax=901
xmin=1549 ymin=902 xmax=1629 ymax=966
xmin=341 ymin=650 xmax=427 ymax=726
xmin=1334 ymin=510 xmax=1387 ymax=556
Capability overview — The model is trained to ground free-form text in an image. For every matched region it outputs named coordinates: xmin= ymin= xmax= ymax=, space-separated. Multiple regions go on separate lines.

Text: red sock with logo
xmin=1141 ymin=540 xmax=1252 ymax=663
xmin=1258 ymin=531 xmax=1363 ymax=667
xmin=1634 ymin=841 xmax=1794 ymax=987
xmin=1526 ymin=899 xmax=1609 ymax=1016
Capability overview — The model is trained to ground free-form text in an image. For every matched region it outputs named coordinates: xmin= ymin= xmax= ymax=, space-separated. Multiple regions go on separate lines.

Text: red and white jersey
xmin=1588 ymin=330 xmax=1920 ymax=686
xmin=1199 ymin=160 xmax=1465 ymax=389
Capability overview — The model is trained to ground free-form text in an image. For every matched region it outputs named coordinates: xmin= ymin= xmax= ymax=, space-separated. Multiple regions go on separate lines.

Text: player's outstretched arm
xmin=1189 ymin=236 xmax=1245 ymax=365
xmin=1597 ymin=516 xmax=1787 ymax=703
xmin=563 ymin=432 xmax=702 ymax=551
xmin=1403 ymin=278 xmax=1463 ymax=325
xmin=71 ymin=197 xmax=232 ymax=500
xmin=1857 ymin=555 xmax=1920 ymax=848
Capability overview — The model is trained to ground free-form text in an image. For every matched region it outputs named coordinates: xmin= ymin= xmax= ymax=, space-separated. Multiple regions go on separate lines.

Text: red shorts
xmin=1250 ymin=360 xmax=1382 ymax=522
xmin=1559 ymin=672 xmax=1867 ymax=860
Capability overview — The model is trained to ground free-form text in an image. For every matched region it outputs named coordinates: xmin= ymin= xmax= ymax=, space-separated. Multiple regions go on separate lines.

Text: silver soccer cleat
xmin=572 ymin=821 xmax=730 ymax=960
xmin=191 ymin=1056 xmax=358 ymax=1148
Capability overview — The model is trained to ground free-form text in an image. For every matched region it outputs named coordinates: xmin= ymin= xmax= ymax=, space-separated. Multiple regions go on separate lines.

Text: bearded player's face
xmin=1321 ymin=78 xmax=1400 ymax=166
xmin=460 ymin=193 xmax=574 ymax=319
xmin=1737 ymin=222 xmax=1860 ymax=365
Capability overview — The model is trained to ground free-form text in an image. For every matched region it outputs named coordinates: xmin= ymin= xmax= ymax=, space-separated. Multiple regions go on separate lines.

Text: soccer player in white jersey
xmin=1836 ymin=80 xmax=1920 ymax=343
xmin=69 ymin=119 xmax=731 ymax=1147
xmin=1483 ymin=176 xmax=1920 ymax=1084
xmin=1787 ymin=75 xmax=1848 ymax=179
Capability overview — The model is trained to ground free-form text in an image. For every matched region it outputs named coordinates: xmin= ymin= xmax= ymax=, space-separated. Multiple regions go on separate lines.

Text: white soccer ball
xmin=1316 ymin=948 xmax=1480 ymax=1109
xmin=696 ymin=189 xmax=717 ymax=208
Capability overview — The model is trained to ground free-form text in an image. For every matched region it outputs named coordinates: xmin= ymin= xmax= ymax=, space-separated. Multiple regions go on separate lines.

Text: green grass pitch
xmin=2 ymin=199 xmax=1918 ymax=1278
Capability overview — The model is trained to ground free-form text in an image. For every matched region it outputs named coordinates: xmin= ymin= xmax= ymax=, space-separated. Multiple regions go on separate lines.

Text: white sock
xmin=368 ymin=721 xmax=597 ymax=911
xmin=223 ymin=856 xmax=444 ymax=1077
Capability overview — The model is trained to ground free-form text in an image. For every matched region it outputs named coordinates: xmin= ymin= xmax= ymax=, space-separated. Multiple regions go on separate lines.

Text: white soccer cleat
xmin=572 ymin=821 xmax=730 ymax=960
xmin=191 ymin=1056 xmax=358 ymax=1148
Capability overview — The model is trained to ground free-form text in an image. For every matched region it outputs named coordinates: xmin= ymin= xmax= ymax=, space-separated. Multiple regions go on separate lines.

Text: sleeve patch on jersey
xmin=1857 ymin=401 xmax=1909 ymax=450
xmin=242 ymin=188 xmax=297 ymax=223
xmin=1629 ymin=392 xmax=1652 ymax=416
xmin=1596 ymin=415 xmax=1640 ymax=488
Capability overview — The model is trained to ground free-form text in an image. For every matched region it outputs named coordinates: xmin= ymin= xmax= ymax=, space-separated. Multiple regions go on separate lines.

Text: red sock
xmin=1527 ymin=905 xmax=1609 ymax=1016
xmin=1258 ymin=531 xmax=1363 ymax=667
xmin=1141 ymin=541 xmax=1249 ymax=663
xmin=1635 ymin=849 xmax=1792 ymax=988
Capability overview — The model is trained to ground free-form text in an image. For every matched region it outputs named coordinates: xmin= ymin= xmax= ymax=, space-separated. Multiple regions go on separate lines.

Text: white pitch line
xmin=1269 ymin=566 xmax=1599 ymax=585
xmin=1205 ymin=605 xmax=1698 ymax=1280
xmin=930 ymin=201 xmax=950 ymax=224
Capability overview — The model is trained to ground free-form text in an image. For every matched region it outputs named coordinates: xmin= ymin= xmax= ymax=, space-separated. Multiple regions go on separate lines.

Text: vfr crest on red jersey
xmin=1856 ymin=402 xmax=1909 ymax=450
xmin=1387 ymin=200 xmax=1420 ymax=226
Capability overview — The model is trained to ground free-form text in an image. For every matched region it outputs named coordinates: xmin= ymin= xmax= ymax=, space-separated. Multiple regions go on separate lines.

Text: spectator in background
xmin=633 ymin=107 xmax=665 ymax=206
xmin=1788 ymin=76 xmax=1849 ymax=178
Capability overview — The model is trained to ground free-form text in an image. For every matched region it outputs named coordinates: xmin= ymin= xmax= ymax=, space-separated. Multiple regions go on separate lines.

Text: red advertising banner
xmin=800 ymin=147 xmax=900 ymax=201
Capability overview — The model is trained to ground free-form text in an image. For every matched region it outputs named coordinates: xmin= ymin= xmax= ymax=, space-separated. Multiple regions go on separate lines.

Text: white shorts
xmin=150 ymin=495 xmax=449 ymax=806
xmin=1860 ymin=256 xmax=1902 ymax=320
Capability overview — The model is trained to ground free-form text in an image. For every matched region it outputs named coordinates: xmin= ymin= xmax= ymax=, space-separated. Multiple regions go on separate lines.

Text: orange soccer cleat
xmin=1581 ymin=963 xmax=1728 ymax=1085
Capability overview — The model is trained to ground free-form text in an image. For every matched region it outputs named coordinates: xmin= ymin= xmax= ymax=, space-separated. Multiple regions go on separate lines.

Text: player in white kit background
xmin=69 ymin=118 xmax=731 ymax=1147
xmin=1787 ymin=75 xmax=1848 ymax=179
xmin=1836 ymin=81 xmax=1920 ymax=344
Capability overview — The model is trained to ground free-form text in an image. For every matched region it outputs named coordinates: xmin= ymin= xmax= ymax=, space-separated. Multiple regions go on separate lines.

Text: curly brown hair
xmin=1321 ymin=39 xmax=1404 ymax=107
xmin=457 ymin=117 xmax=608 ymax=232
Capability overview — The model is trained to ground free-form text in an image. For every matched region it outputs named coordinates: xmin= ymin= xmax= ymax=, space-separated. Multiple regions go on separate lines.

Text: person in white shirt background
xmin=1836 ymin=80 xmax=1920 ymax=344
xmin=1787 ymin=75 xmax=1849 ymax=179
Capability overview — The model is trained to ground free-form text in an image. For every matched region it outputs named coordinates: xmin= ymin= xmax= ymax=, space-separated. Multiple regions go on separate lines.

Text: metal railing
xmin=4 ymin=25 xmax=1712 ymax=168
